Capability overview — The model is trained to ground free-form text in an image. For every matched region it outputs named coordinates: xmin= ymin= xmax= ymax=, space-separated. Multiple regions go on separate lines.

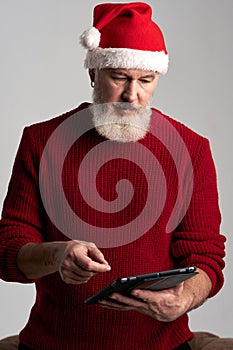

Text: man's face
xmin=90 ymin=68 xmax=159 ymax=108
xmin=90 ymin=68 xmax=159 ymax=142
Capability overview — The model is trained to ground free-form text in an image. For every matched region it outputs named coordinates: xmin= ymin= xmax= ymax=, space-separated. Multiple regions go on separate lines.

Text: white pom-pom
xmin=80 ymin=27 xmax=101 ymax=50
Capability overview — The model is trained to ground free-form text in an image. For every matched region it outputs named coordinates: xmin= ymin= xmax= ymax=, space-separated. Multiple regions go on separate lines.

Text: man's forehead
xmin=101 ymin=68 xmax=157 ymax=78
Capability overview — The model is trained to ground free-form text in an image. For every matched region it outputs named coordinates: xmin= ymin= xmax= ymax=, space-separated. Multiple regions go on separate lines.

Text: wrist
xmin=184 ymin=268 xmax=212 ymax=312
xmin=17 ymin=241 xmax=68 ymax=279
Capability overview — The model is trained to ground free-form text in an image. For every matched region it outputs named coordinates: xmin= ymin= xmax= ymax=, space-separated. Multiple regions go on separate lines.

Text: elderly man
xmin=0 ymin=3 xmax=225 ymax=350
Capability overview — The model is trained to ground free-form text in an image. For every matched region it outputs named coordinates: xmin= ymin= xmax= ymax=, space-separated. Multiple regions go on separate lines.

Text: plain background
xmin=0 ymin=0 xmax=232 ymax=339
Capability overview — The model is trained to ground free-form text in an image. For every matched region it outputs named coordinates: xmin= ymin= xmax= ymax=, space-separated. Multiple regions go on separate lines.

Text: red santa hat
xmin=80 ymin=2 xmax=169 ymax=74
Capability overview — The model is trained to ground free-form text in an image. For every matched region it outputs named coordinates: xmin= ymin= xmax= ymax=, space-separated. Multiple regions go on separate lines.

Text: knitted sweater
xmin=0 ymin=103 xmax=226 ymax=350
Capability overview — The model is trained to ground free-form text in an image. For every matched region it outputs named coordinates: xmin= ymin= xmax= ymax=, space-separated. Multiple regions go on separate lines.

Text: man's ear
xmin=88 ymin=69 xmax=96 ymax=83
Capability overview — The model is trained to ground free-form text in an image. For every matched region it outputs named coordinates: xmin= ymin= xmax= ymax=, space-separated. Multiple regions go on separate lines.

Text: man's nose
xmin=122 ymin=80 xmax=138 ymax=103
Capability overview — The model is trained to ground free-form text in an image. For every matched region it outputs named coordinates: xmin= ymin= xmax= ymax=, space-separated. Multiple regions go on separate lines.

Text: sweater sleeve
xmin=171 ymin=138 xmax=226 ymax=297
xmin=0 ymin=127 xmax=44 ymax=283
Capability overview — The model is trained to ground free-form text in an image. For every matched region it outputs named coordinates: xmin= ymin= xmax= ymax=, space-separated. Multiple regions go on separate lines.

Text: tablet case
xmin=85 ymin=266 xmax=197 ymax=304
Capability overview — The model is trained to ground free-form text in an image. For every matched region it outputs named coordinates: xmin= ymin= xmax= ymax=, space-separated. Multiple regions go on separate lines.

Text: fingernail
xmin=106 ymin=266 xmax=111 ymax=271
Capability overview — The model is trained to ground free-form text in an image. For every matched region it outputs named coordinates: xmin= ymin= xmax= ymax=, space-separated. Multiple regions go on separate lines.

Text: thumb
xmin=88 ymin=246 xmax=111 ymax=269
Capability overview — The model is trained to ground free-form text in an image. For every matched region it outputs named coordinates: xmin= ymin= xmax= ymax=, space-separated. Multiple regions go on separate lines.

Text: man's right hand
xmin=58 ymin=240 xmax=111 ymax=284
xmin=17 ymin=240 xmax=111 ymax=283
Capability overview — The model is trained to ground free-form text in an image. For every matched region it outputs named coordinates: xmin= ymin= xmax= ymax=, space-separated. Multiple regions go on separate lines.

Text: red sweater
xmin=0 ymin=104 xmax=226 ymax=350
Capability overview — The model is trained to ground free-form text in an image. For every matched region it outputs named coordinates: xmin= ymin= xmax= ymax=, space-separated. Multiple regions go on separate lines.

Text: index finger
xmin=74 ymin=247 xmax=111 ymax=273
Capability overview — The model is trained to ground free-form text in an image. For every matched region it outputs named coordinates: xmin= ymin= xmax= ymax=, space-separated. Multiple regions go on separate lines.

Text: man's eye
xmin=140 ymin=79 xmax=151 ymax=83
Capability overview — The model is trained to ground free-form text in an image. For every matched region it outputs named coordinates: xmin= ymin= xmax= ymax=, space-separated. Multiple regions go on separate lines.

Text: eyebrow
xmin=109 ymin=70 xmax=129 ymax=76
xmin=140 ymin=74 xmax=156 ymax=80
xmin=109 ymin=70 xmax=156 ymax=80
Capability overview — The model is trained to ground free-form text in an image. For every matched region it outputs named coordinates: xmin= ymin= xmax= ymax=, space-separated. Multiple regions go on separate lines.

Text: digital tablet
xmin=85 ymin=266 xmax=198 ymax=304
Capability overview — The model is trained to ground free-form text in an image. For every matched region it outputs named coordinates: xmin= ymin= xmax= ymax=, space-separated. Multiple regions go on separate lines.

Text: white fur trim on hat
xmin=80 ymin=27 xmax=101 ymax=50
xmin=84 ymin=48 xmax=169 ymax=74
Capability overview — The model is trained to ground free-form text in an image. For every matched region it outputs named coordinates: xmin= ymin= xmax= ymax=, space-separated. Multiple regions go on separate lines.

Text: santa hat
xmin=80 ymin=2 xmax=169 ymax=74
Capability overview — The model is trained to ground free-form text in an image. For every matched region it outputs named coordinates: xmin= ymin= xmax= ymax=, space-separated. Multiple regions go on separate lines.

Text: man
xmin=0 ymin=3 xmax=226 ymax=350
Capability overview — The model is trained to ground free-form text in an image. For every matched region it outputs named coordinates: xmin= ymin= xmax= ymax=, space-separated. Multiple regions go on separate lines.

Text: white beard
xmin=90 ymin=88 xmax=152 ymax=143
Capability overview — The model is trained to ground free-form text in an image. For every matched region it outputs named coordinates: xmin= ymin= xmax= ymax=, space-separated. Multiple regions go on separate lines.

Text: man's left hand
xmin=99 ymin=268 xmax=212 ymax=322
xmin=99 ymin=282 xmax=191 ymax=322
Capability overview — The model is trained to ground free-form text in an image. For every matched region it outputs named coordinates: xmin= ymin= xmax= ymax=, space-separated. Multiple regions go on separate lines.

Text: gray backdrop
xmin=0 ymin=0 xmax=232 ymax=338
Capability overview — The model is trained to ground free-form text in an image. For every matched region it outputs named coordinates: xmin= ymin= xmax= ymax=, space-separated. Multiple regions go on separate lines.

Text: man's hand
xmin=17 ymin=240 xmax=111 ymax=284
xmin=99 ymin=268 xmax=212 ymax=322
xmin=58 ymin=240 xmax=111 ymax=284
xmin=99 ymin=283 xmax=188 ymax=322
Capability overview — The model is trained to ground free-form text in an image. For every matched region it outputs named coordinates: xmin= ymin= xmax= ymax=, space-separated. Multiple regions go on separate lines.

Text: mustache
xmin=112 ymin=102 xmax=140 ymax=111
